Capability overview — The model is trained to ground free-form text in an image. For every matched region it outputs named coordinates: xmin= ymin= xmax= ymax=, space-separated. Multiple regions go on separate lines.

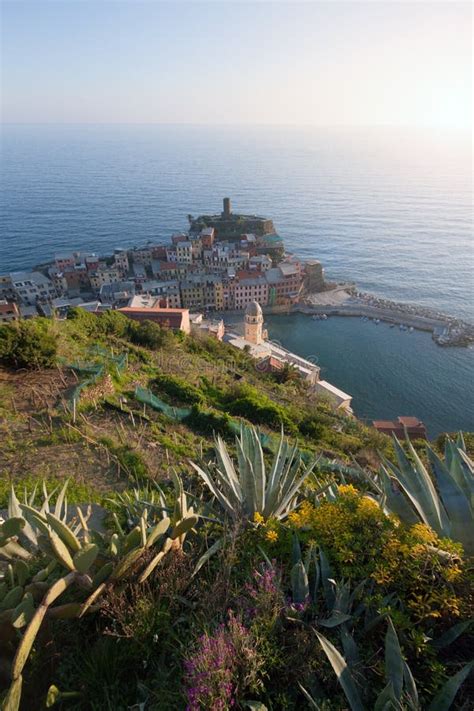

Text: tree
xmin=0 ymin=319 xmax=57 ymax=369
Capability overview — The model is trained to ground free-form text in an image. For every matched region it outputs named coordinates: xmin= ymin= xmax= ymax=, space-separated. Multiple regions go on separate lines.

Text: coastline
xmin=296 ymin=286 xmax=474 ymax=348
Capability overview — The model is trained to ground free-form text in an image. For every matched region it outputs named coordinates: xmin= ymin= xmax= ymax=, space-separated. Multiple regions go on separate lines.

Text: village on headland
xmin=1 ymin=197 xmax=472 ymax=346
xmin=0 ymin=197 xmax=472 ymax=434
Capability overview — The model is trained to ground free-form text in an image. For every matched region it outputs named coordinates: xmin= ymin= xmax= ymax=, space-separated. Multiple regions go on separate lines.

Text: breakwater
xmin=299 ymin=291 xmax=474 ymax=347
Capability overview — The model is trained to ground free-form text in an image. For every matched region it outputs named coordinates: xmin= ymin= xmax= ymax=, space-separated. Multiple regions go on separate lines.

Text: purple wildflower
xmin=184 ymin=623 xmax=237 ymax=710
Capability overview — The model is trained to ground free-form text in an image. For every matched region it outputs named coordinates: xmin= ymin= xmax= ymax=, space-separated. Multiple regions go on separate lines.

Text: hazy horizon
xmin=1 ymin=1 xmax=471 ymax=130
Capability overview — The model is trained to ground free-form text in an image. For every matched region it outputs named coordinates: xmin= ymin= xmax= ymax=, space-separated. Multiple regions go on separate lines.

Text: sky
xmin=1 ymin=0 xmax=472 ymax=129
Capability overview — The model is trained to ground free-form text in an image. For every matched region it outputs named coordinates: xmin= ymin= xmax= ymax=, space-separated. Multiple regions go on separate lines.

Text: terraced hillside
xmin=0 ymin=312 xmax=472 ymax=711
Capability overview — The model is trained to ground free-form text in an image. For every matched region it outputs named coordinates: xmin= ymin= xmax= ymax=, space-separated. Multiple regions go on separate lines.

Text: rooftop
xmin=10 ymin=271 xmax=53 ymax=285
xmin=315 ymin=380 xmax=352 ymax=403
xmin=119 ymin=306 xmax=188 ymax=315
xmin=246 ymin=300 xmax=263 ymax=317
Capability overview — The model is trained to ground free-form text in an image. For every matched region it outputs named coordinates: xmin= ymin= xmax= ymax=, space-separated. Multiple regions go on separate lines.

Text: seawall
xmin=295 ymin=299 xmax=474 ymax=347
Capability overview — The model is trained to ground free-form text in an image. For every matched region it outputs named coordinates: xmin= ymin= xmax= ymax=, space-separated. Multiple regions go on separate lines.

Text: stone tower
xmin=244 ymin=301 xmax=264 ymax=345
xmin=222 ymin=197 xmax=231 ymax=218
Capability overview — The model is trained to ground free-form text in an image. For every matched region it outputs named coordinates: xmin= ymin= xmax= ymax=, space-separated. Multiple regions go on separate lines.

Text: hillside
xmin=0 ymin=313 xmax=472 ymax=710
xmin=0 ymin=310 xmax=403 ymax=505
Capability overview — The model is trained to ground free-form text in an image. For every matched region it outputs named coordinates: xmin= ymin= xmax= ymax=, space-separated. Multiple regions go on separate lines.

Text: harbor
xmin=299 ymin=286 xmax=474 ymax=347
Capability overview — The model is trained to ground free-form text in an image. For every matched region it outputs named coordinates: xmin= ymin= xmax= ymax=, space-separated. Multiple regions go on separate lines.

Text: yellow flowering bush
xmin=265 ymin=530 xmax=278 ymax=543
xmin=288 ymin=487 xmax=465 ymax=624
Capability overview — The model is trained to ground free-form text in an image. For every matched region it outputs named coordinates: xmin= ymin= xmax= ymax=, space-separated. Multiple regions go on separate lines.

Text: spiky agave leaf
xmin=377 ymin=434 xmax=474 ymax=554
xmin=291 ymin=561 xmax=309 ymax=605
xmin=426 ymin=446 xmax=473 ymax=554
xmin=314 ymin=629 xmax=364 ymax=711
xmin=376 ymin=465 xmax=420 ymax=525
xmin=383 ymin=437 xmax=449 ymax=534
xmin=189 ymin=460 xmax=235 ymax=515
xmin=385 ymin=618 xmax=404 ymax=700
xmin=191 ymin=426 xmax=319 ymax=522
xmin=427 ymin=661 xmax=474 ymax=711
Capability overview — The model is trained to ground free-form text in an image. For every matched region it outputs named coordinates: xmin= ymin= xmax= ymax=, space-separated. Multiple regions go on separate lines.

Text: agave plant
xmin=0 ymin=478 xmax=198 ymax=711
xmin=371 ymin=434 xmax=474 ymax=556
xmin=190 ymin=426 xmax=320 ymax=521
xmin=301 ymin=619 xmax=473 ymax=711
xmin=287 ymin=537 xmax=366 ymax=630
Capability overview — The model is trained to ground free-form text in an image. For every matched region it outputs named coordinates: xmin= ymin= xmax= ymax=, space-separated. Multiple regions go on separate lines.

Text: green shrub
xmin=152 ymin=372 xmax=203 ymax=406
xmin=66 ymin=307 xmax=130 ymax=341
xmin=66 ymin=306 xmax=101 ymax=335
xmin=97 ymin=310 xmax=130 ymax=337
xmin=224 ymin=384 xmax=297 ymax=434
xmin=126 ymin=319 xmax=175 ymax=349
xmin=0 ymin=319 xmax=57 ymax=369
xmin=114 ymin=446 xmax=149 ymax=481
xmin=299 ymin=416 xmax=327 ymax=440
xmin=184 ymin=403 xmax=233 ymax=437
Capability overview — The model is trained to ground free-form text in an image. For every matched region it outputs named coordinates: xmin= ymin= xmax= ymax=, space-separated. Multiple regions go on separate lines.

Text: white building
xmin=314 ymin=380 xmax=353 ymax=412
xmin=10 ymin=271 xmax=57 ymax=305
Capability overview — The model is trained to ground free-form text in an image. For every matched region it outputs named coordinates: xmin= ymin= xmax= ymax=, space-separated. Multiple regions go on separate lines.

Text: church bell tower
xmin=244 ymin=301 xmax=264 ymax=345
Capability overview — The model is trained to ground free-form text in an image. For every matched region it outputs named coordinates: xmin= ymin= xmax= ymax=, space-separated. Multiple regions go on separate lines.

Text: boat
xmin=409 ymin=326 xmax=414 ymax=333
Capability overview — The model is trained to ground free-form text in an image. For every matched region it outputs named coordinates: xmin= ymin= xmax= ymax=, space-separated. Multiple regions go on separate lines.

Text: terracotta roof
xmin=119 ymin=307 xmax=187 ymax=314
xmin=118 ymin=306 xmax=188 ymax=330
xmin=397 ymin=416 xmax=423 ymax=427
xmin=158 ymin=261 xmax=180 ymax=270
xmin=373 ymin=418 xmax=427 ymax=440
xmin=373 ymin=420 xmax=397 ymax=428
xmin=261 ymin=355 xmax=285 ymax=370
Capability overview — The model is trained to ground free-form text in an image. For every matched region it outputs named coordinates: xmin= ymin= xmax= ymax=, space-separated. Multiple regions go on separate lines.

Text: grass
xmin=0 ymin=474 xmax=103 ymax=508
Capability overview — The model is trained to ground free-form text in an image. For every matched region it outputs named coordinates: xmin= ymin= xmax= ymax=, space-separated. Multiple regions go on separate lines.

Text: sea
xmin=1 ymin=124 xmax=473 ymax=436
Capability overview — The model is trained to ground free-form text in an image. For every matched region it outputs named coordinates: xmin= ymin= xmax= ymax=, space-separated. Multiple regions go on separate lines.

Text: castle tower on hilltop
xmin=244 ymin=300 xmax=264 ymax=345
xmin=222 ymin=197 xmax=232 ymax=218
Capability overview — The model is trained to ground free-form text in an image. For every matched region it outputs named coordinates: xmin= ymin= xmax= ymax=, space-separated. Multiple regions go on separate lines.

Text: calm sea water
xmin=1 ymin=125 xmax=472 ymax=435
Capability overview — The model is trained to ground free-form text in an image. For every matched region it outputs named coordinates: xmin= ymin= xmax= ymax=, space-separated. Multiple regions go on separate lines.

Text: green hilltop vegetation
xmin=0 ymin=312 xmax=472 ymax=710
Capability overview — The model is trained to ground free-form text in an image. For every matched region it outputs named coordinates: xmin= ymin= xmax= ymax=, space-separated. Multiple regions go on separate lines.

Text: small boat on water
xmin=389 ymin=323 xmax=395 ymax=328
xmin=374 ymin=319 xmax=380 ymax=325
xmin=400 ymin=324 xmax=407 ymax=331
xmin=409 ymin=326 xmax=414 ymax=333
